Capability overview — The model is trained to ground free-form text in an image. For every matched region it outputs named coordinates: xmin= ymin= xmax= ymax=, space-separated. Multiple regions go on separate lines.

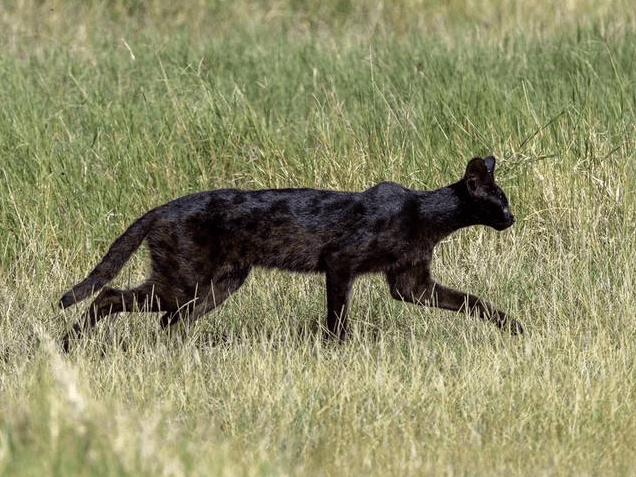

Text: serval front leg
xmin=386 ymin=264 xmax=523 ymax=335
xmin=324 ymin=266 xmax=354 ymax=342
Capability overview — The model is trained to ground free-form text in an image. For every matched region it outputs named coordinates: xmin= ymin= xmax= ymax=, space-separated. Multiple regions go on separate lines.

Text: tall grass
xmin=2 ymin=0 xmax=636 ymax=475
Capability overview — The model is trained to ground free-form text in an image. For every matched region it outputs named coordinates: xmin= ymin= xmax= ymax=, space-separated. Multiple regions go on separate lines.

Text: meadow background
xmin=2 ymin=0 xmax=636 ymax=475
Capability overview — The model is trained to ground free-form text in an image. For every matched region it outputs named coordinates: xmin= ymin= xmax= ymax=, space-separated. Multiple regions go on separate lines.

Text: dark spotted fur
xmin=60 ymin=156 xmax=522 ymax=351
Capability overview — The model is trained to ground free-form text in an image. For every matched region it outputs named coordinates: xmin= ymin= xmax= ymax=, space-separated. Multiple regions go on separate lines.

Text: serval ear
xmin=464 ymin=157 xmax=490 ymax=195
xmin=484 ymin=155 xmax=496 ymax=174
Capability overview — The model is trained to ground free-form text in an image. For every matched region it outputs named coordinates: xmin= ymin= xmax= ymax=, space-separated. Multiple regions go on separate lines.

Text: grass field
xmin=2 ymin=0 xmax=636 ymax=475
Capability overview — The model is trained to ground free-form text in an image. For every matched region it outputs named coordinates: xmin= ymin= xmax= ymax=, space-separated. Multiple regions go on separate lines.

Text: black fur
xmin=60 ymin=156 xmax=521 ymax=351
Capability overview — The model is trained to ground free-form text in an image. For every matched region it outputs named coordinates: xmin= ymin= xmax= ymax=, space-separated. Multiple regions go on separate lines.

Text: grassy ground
xmin=2 ymin=0 xmax=636 ymax=475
